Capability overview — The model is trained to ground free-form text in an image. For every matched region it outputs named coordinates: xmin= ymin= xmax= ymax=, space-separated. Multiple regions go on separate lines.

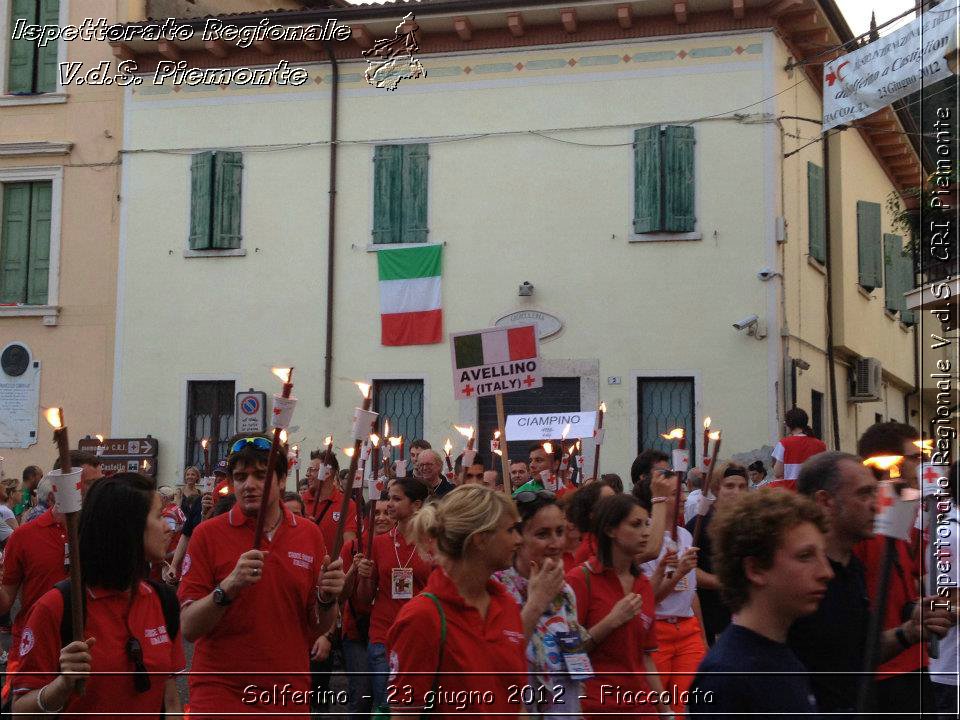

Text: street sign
xmin=236 ymin=390 xmax=267 ymax=434
xmin=96 ymin=458 xmax=158 ymax=477
xmin=78 ymin=437 xmax=158 ymax=458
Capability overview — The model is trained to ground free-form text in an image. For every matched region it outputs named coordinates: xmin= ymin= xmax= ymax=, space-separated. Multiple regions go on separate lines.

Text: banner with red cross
xmin=449 ymin=324 xmax=542 ymax=401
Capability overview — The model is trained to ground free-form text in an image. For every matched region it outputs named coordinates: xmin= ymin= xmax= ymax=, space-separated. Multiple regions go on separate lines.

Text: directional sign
xmin=95 ymin=458 xmax=158 ymax=478
xmin=78 ymin=437 xmax=158 ymax=458
xmin=450 ymin=324 xmax=542 ymax=400
xmin=236 ymin=390 xmax=267 ymax=434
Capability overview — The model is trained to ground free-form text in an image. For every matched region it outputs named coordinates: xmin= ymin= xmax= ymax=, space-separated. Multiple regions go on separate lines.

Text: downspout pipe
xmin=824 ymin=132 xmax=842 ymax=450
xmin=323 ymin=42 xmax=340 ymax=408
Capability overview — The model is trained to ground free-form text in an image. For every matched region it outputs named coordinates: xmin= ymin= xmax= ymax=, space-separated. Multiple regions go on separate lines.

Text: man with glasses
xmin=415 ymin=449 xmax=454 ymax=498
xmin=179 ymin=434 xmax=345 ymax=718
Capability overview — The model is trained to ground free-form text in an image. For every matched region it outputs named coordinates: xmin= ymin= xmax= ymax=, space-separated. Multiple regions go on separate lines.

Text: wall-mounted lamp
xmin=518 ymin=281 xmax=534 ymax=297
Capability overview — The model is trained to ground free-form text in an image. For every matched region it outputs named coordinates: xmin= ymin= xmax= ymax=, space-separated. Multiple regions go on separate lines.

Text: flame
xmin=569 ymin=441 xmax=579 ymax=456
xmin=218 ymin=484 xmax=230 ymax=496
xmin=443 ymin=438 xmax=453 ymax=455
xmin=661 ymin=428 xmax=685 ymax=441
xmin=43 ymin=407 xmax=63 ymax=430
xmin=389 ymin=436 xmax=402 ymax=448
xmin=370 ymin=433 xmax=380 ymax=447
xmin=704 ymin=417 xmax=712 ymax=429
xmin=575 ymin=440 xmax=581 ymax=453
xmin=863 ymin=455 xmax=903 ymax=477
xmin=493 ymin=448 xmax=503 ymax=457
xmin=344 ymin=447 xmax=355 ymax=458
xmin=543 ymin=442 xmax=553 ymax=455
xmin=279 ymin=429 xmax=288 ymax=444
xmin=561 ymin=423 xmax=572 ymax=440
xmin=914 ymin=439 xmax=934 ymax=456
xmin=494 ymin=430 xmax=501 ymax=440
xmin=323 ymin=435 xmax=333 ymax=448
xmin=271 ymin=367 xmax=293 ymax=383
xmin=708 ymin=430 xmax=721 ymax=441
xmin=200 ymin=438 xmax=209 ymax=450
xmin=142 ymin=459 xmax=151 ymax=471
xmin=453 ymin=425 xmax=475 ymax=440
xmin=355 ymin=381 xmax=371 ymax=399
xmin=383 ymin=420 xmax=390 ymax=438
xmin=95 ymin=434 xmax=104 ymax=443
xmin=599 ymin=401 xmax=607 ymax=414
xmin=292 ymin=445 xmax=299 ymax=452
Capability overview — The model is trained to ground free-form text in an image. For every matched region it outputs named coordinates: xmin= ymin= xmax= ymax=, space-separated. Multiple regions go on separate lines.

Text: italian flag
xmin=453 ymin=325 xmax=537 ymax=368
xmin=378 ymin=244 xmax=443 ymax=346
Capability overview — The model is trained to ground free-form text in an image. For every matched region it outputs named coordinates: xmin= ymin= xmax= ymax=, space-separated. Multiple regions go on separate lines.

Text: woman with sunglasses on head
xmin=12 ymin=473 xmax=185 ymax=718
xmin=565 ymin=494 xmax=669 ymax=719
xmin=494 ymin=489 xmax=590 ymax=719
xmin=388 ymin=484 xmax=527 ymax=717
xmin=355 ymin=477 xmax=432 ymax=714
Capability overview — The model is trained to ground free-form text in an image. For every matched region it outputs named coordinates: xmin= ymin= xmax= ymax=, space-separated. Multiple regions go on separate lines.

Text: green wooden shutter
xmin=35 ymin=0 xmax=60 ymax=93
xmin=212 ymin=151 xmax=242 ymax=249
xmin=372 ymin=145 xmax=401 ymax=244
xmin=883 ymin=234 xmax=900 ymax=313
xmin=663 ymin=125 xmax=695 ymax=232
xmin=8 ymin=0 xmax=39 ymax=94
xmin=26 ymin=181 xmax=51 ymax=304
xmin=189 ymin=152 xmax=214 ymax=250
xmin=807 ymin=162 xmax=827 ymax=264
xmin=633 ymin=126 xmax=662 ymax=233
xmin=0 ymin=183 xmax=32 ymax=303
xmin=898 ymin=250 xmax=915 ymax=325
xmin=857 ymin=201 xmax=883 ymax=290
xmin=400 ymin=144 xmax=428 ymax=244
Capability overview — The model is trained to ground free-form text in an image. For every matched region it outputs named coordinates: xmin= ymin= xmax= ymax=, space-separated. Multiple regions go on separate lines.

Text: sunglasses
xmin=514 ymin=490 xmax=557 ymax=505
xmin=125 ymin=637 xmax=151 ymax=693
xmin=229 ymin=437 xmax=272 ymax=453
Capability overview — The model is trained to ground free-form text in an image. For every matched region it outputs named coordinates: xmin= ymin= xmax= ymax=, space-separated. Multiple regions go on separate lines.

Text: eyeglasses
xmin=229 ymin=437 xmax=272 ymax=453
xmin=514 ymin=490 xmax=556 ymax=504
xmin=125 ymin=637 xmax=151 ymax=693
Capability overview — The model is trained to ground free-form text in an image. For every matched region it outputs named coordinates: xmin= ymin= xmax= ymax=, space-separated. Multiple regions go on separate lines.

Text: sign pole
xmin=495 ymin=393 xmax=512 ymax=499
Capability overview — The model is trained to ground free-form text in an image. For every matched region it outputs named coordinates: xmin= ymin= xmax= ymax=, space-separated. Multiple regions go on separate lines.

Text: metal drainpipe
xmin=323 ymin=42 xmax=340 ymax=408
xmin=823 ymin=132 xmax=842 ymax=450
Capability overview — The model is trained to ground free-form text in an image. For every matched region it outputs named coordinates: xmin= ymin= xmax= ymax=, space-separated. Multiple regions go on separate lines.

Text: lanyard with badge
xmin=390 ymin=528 xmax=416 ymax=600
xmin=554 ymin=630 xmax=593 ymax=680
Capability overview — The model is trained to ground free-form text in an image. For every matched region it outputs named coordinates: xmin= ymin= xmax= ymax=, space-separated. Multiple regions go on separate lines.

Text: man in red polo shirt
xmin=301 ymin=449 xmax=357 ymax=552
xmin=0 ymin=451 xmax=102 ymax=706
xmin=179 ymin=435 xmax=345 ymax=718
xmin=768 ymin=407 xmax=826 ymax=492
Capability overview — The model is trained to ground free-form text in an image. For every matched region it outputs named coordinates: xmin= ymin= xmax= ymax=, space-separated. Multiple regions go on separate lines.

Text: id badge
xmin=64 ymin=541 xmax=70 ymax=568
xmin=391 ymin=567 xmax=414 ymax=599
xmin=556 ymin=631 xmax=594 ymax=680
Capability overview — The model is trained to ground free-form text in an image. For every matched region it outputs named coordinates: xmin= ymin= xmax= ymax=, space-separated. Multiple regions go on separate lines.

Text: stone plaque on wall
xmin=0 ymin=342 xmax=40 ymax=449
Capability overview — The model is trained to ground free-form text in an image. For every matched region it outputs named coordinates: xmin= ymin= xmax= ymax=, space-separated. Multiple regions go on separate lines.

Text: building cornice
xmin=0 ymin=141 xmax=74 ymax=157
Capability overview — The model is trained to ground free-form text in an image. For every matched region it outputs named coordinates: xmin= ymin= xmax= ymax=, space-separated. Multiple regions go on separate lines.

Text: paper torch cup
xmin=671 ymin=449 xmax=690 ymax=473
xmin=351 ymin=408 xmax=379 ymax=440
xmin=271 ymin=394 xmax=298 ymax=430
xmin=50 ymin=469 xmax=83 ymax=515
xmin=874 ymin=481 xmax=920 ymax=541
xmin=395 ymin=459 xmax=408 ymax=478
xmin=593 ymin=428 xmax=605 ymax=446
xmin=462 ymin=449 xmax=477 ymax=468
xmin=198 ymin=476 xmax=215 ymax=494
xmin=541 ymin=470 xmax=559 ymax=492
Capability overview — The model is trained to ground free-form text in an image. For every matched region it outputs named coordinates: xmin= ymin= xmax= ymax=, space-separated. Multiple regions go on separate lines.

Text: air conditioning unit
xmin=850 ymin=357 xmax=883 ymax=403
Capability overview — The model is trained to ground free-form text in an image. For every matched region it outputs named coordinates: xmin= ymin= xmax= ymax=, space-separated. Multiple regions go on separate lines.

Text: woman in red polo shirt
xmin=565 ymin=494 xmax=670 ymax=719
xmin=355 ymin=477 xmax=432 ymax=713
xmin=565 ymin=479 xmax=616 ymax=564
xmin=388 ymin=484 xmax=527 ymax=718
xmin=13 ymin=473 xmax=185 ymax=718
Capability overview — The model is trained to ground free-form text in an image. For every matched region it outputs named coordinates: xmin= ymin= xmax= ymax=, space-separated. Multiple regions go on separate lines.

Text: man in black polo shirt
xmin=686 ymin=467 xmax=748 ymax=645
xmin=417 ymin=449 xmax=454 ymax=498
xmin=687 ymin=489 xmax=832 ymax=718
xmin=788 ymin=451 xmax=954 ymax=714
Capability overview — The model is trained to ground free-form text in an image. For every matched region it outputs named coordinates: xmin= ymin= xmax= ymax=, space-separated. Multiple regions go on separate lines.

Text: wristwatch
xmin=213 ymin=585 xmax=233 ymax=607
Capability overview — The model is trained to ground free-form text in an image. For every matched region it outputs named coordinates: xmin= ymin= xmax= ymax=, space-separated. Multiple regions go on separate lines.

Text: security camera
xmin=733 ymin=315 xmax=759 ymax=331
xmin=518 ymin=281 xmax=534 ymax=297
xmin=757 ymin=267 xmax=780 ymax=281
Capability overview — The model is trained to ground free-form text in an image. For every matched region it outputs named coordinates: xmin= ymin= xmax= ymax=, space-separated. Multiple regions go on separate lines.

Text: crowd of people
xmin=0 ymin=408 xmax=955 ymax=719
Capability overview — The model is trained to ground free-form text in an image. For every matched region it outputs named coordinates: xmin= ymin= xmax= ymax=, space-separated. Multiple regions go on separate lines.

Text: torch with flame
xmin=454 ymin=425 xmax=475 ymax=451
xmin=702 ymin=417 xmax=712 ymax=464
xmin=863 ymin=455 xmax=905 ymax=479
xmin=443 ymin=438 xmax=454 ymax=473
xmin=252 ymin=367 xmax=295 ymax=549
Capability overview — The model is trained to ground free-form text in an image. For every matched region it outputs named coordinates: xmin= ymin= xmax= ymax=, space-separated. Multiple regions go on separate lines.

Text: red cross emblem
xmin=75 ymin=480 xmax=82 ymax=493
xmin=273 ymin=406 xmax=282 ymax=416
xmin=462 ymin=384 xmax=475 ymax=397
xmin=877 ymin=491 xmax=896 ymax=510
xmin=523 ymin=375 xmax=536 ymax=387
xmin=825 ymin=61 xmax=849 ymax=87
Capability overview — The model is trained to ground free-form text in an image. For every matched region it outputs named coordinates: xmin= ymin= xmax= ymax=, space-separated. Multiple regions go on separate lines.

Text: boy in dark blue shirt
xmin=687 ymin=489 xmax=832 ymax=719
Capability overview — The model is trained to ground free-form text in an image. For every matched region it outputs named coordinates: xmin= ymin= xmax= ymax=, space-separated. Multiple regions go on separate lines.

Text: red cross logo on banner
xmin=462 ymin=384 xmax=475 ymax=397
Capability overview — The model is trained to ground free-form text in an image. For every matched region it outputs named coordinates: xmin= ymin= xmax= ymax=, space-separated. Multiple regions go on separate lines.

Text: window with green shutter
xmin=856 ymin=201 xmax=883 ymax=291
xmin=8 ymin=0 xmax=59 ymax=95
xmin=807 ymin=162 xmax=827 ymax=264
xmin=189 ymin=151 xmax=242 ymax=250
xmin=897 ymin=248 xmax=915 ymax=325
xmin=634 ymin=125 xmax=696 ymax=234
xmin=372 ymin=143 xmax=428 ymax=244
xmin=0 ymin=181 xmax=52 ymax=304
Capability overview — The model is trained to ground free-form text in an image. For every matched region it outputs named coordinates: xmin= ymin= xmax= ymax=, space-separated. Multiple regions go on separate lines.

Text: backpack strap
xmin=55 ymin=579 xmax=85 ymax=648
xmin=146 ymin=579 xmax=181 ymax=641
xmin=420 ymin=592 xmax=446 ymax=718
xmin=581 ymin=563 xmax=591 ymax=596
